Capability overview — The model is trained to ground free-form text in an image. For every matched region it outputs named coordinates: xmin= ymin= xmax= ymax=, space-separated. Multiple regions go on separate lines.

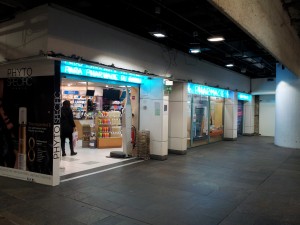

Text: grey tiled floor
xmin=1 ymin=136 xmax=300 ymax=225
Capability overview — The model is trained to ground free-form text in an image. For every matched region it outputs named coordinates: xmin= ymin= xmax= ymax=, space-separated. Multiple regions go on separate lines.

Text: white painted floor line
xmin=60 ymin=160 xmax=143 ymax=182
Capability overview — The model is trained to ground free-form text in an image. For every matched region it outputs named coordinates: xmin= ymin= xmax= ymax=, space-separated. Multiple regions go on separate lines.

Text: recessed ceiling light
xmin=226 ymin=63 xmax=234 ymax=67
xmin=207 ymin=36 xmax=225 ymax=42
xmin=189 ymin=48 xmax=201 ymax=54
xmin=149 ymin=31 xmax=167 ymax=38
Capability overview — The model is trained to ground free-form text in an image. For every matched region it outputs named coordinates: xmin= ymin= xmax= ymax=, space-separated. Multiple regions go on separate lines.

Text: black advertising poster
xmin=0 ymin=64 xmax=54 ymax=175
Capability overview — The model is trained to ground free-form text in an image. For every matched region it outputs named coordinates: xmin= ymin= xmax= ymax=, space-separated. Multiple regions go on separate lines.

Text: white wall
xmin=168 ymin=82 xmax=188 ymax=152
xmin=243 ymin=98 xmax=255 ymax=134
xmin=224 ymin=94 xmax=238 ymax=139
xmin=0 ymin=5 xmax=48 ymax=62
xmin=259 ymin=95 xmax=275 ymax=136
xmin=251 ymin=78 xmax=276 ymax=95
xmin=46 ymin=6 xmax=251 ymax=92
xmin=140 ymin=77 xmax=168 ymax=158
xmin=275 ymin=64 xmax=300 ymax=148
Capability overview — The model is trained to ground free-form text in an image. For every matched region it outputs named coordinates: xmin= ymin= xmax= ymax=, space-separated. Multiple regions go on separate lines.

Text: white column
xmin=224 ymin=93 xmax=237 ymax=140
xmin=140 ymin=77 xmax=168 ymax=160
xmin=275 ymin=64 xmax=300 ymax=148
xmin=243 ymin=96 xmax=255 ymax=135
xmin=168 ymin=82 xmax=187 ymax=154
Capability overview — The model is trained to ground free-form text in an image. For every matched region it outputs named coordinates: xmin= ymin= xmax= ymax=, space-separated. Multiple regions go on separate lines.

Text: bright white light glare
xmin=67 ymin=83 xmax=72 ymax=86
xmin=105 ymin=85 xmax=108 ymax=87
xmin=165 ymin=80 xmax=173 ymax=86
xmin=226 ymin=63 xmax=234 ymax=67
xmin=207 ymin=36 xmax=225 ymax=42
xmin=150 ymin=32 xmax=167 ymax=38
xmin=189 ymin=48 xmax=201 ymax=54
xmin=78 ymin=82 xmax=86 ymax=84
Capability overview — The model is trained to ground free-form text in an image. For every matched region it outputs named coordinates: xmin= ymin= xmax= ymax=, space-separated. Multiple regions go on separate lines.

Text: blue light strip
xmin=63 ymin=90 xmax=79 ymax=95
xmin=188 ymin=83 xmax=232 ymax=98
xmin=237 ymin=92 xmax=252 ymax=101
xmin=60 ymin=61 xmax=143 ymax=84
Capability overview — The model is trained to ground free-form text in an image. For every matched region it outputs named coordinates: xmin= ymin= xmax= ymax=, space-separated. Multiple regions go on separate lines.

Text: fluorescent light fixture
xmin=189 ymin=48 xmax=201 ymax=54
xmin=149 ymin=31 xmax=167 ymax=38
xmin=207 ymin=36 xmax=225 ymax=42
xmin=165 ymin=80 xmax=173 ymax=86
xmin=226 ymin=63 xmax=234 ymax=67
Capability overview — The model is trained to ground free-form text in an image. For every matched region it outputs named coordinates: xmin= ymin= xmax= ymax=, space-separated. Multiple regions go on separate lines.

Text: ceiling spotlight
xmin=189 ymin=48 xmax=201 ymax=54
xmin=207 ymin=36 xmax=225 ymax=42
xmin=241 ymin=68 xmax=247 ymax=73
xmin=149 ymin=31 xmax=167 ymax=38
xmin=155 ymin=6 xmax=161 ymax=14
xmin=226 ymin=63 xmax=234 ymax=67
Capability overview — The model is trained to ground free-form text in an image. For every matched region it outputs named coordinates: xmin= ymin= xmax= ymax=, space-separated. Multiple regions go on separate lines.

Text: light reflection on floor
xmin=59 ymin=140 xmax=131 ymax=176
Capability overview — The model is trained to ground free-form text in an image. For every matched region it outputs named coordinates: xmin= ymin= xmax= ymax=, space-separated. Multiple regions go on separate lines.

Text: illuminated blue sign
xmin=60 ymin=61 xmax=143 ymax=84
xmin=63 ymin=90 xmax=79 ymax=95
xmin=188 ymin=83 xmax=232 ymax=98
xmin=237 ymin=92 xmax=252 ymax=101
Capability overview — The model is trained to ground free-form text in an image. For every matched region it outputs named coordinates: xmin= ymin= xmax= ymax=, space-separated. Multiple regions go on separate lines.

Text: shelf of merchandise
xmin=82 ymin=124 xmax=91 ymax=148
xmin=95 ymin=111 xmax=122 ymax=148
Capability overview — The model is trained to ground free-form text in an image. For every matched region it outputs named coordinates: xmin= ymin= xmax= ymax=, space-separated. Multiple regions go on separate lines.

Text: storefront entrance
xmin=187 ymin=83 xmax=231 ymax=148
xmin=237 ymin=100 xmax=244 ymax=136
xmin=59 ymin=74 xmax=140 ymax=178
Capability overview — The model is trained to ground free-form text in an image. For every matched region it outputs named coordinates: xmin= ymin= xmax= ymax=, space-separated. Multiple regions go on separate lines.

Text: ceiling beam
xmin=210 ymin=0 xmax=300 ymax=77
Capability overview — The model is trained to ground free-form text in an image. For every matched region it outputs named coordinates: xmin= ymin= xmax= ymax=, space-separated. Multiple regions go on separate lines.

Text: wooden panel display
xmin=97 ymin=137 xmax=122 ymax=148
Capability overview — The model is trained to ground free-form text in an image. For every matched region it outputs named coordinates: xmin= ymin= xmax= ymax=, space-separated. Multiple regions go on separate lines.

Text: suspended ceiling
xmin=0 ymin=0 xmax=299 ymax=79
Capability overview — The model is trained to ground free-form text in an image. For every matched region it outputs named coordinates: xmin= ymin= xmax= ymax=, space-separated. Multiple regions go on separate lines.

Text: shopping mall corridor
xmin=1 ymin=136 xmax=300 ymax=225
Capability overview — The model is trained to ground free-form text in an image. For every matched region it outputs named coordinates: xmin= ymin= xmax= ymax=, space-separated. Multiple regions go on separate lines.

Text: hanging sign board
xmin=60 ymin=61 xmax=143 ymax=84
xmin=237 ymin=92 xmax=252 ymax=101
xmin=188 ymin=83 xmax=233 ymax=99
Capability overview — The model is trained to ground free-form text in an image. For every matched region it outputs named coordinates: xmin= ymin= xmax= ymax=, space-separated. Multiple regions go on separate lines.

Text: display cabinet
xmin=95 ymin=111 xmax=122 ymax=148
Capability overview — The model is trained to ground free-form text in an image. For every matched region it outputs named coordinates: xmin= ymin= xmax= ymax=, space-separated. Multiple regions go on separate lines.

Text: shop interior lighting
xmin=207 ymin=36 xmax=225 ymax=42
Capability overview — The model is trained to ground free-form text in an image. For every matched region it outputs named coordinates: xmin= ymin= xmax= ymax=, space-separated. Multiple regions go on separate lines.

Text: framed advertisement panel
xmin=0 ymin=59 xmax=60 ymax=186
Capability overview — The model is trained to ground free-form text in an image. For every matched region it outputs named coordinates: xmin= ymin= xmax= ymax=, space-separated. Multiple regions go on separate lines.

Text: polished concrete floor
xmin=1 ymin=136 xmax=300 ymax=225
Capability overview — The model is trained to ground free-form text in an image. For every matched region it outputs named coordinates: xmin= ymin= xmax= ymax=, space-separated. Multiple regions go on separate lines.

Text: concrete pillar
xmin=275 ymin=64 xmax=300 ymax=148
xmin=243 ymin=97 xmax=255 ymax=135
xmin=210 ymin=0 xmax=300 ymax=77
xmin=224 ymin=93 xmax=237 ymax=140
xmin=168 ymin=82 xmax=188 ymax=154
xmin=140 ymin=77 xmax=168 ymax=160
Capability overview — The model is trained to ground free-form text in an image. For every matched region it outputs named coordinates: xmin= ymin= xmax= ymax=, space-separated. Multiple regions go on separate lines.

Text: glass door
xmin=237 ymin=100 xmax=244 ymax=136
xmin=190 ymin=95 xmax=209 ymax=147
xmin=209 ymin=97 xmax=224 ymax=142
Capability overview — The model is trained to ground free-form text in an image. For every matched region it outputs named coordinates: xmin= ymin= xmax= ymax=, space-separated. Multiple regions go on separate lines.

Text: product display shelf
xmin=95 ymin=111 xmax=122 ymax=148
xmin=82 ymin=124 xmax=91 ymax=148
